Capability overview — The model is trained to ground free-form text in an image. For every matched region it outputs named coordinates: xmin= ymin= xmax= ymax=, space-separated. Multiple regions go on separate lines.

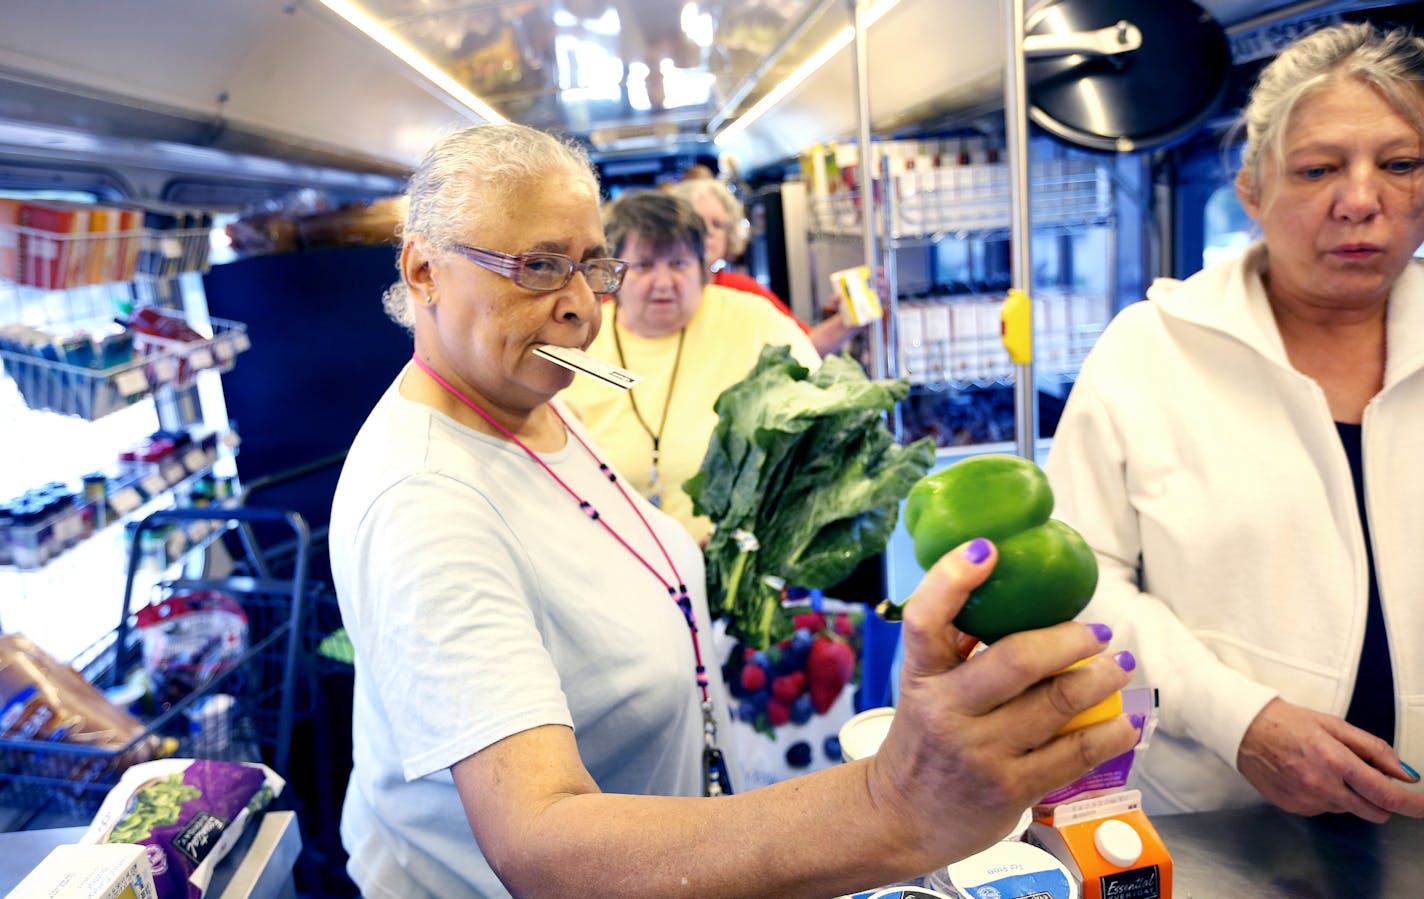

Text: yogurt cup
xmin=838 ymin=706 xmax=896 ymax=761
xmin=926 ymin=841 xmax=1079 ymax=899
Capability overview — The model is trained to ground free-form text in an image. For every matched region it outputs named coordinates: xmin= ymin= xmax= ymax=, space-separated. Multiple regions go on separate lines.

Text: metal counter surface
xmin=1151 ymin=805 xmax=1424 ymax=898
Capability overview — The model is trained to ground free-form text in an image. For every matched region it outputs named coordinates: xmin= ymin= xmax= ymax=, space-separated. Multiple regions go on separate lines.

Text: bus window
xmin=1202 ymin=182 xmax=1254 ymax=269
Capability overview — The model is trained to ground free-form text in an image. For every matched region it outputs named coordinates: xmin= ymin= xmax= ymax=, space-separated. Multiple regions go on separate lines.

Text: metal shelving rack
xmin=804 ymin=150 xmax=1117 ymax=447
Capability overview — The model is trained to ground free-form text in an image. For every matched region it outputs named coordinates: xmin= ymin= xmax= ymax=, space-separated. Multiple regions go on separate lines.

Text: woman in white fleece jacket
xmin=1046 ymin=21 xmax=1424 ymax=821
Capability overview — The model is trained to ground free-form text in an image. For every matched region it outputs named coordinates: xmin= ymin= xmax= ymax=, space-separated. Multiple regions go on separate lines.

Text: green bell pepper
xmin=900 ymin=453 xmax=1098 ymax=642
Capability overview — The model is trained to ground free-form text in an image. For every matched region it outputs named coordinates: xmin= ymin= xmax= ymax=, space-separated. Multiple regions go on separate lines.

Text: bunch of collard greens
xmin=686 ymin=346 xmax=934 ymax=649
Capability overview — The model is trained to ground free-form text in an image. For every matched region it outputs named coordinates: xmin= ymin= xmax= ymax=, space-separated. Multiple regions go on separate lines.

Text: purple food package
xmin=1036 ymin=687 xmax=1157 ymax=811
xmin=82 ymin=758 xmax=285 ymax=899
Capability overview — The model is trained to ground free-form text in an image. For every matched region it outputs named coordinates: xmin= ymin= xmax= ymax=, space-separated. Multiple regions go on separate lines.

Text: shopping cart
xmin=228 ymin=451 xmax=359 ymax=897
xmin=0 ymin=506 xmax=309 ymax=829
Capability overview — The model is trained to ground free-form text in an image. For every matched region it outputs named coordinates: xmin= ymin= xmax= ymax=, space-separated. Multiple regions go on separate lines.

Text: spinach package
xmin=83 ymin=758 xmax=283 ymax=899
xmin=686 ymin=346 xmax=934 ymax=648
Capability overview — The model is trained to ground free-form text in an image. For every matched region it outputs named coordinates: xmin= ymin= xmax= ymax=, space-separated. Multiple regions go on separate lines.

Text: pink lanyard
xmin=407 ymin=355 xmax=723 ymax=742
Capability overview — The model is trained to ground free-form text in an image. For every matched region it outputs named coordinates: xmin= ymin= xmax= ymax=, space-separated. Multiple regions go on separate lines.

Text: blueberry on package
xmin=81 ymin=758 xmax=284 ymax=899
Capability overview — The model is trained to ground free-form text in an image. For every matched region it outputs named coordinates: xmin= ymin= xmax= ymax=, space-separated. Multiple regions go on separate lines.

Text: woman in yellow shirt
xmin=562 ymin=191 xmax=819 ymax=542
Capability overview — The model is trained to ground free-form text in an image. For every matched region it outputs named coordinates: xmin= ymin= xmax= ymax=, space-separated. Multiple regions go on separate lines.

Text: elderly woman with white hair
xmin=1046 ymin=21 xmax=1424 ymax=822
xmin=327 ymin=121 xmax=1140 ymax=898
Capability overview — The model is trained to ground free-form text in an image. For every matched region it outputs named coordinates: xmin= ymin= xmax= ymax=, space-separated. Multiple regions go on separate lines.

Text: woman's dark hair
xmin=602 ymin=191 xmax=707 ymax=271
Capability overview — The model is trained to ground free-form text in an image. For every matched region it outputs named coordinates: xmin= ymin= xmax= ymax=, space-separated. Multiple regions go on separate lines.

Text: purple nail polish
xmin=1089 ymin=623 xmax=1112 ymax=643
xmin=1115 ymin=651 xmax=1136 ymax=673
xmin=1130 ymin=714 xmax=1145 ymax=730
xmin=964 ymin=537 xmax=991 ymax=564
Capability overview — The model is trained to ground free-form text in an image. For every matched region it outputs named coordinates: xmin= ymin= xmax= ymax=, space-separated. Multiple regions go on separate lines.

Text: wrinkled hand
xmin=1237 ymin=698 xmax=1424 ymax=822
xmin=867 ymin=538 xmax=1139 ymax=864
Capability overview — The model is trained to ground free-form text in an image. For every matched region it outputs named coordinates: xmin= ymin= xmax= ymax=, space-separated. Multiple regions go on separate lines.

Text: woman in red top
xmin=671 ymin=176 xmax=862 ymax=355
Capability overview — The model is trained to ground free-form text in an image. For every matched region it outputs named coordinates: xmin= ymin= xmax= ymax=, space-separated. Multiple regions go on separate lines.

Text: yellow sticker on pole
xmin=1000 ymin=288 xmax=1033 ymax=365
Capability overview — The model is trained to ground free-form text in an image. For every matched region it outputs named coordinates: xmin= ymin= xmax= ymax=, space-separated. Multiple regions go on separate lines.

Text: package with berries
xmin=717 ymin=594 xmax=868 ymax=788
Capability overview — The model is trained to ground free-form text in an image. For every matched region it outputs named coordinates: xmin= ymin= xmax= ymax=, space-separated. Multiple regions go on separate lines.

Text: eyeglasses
xmin=447 ymin=243 xmax=629 ymax=294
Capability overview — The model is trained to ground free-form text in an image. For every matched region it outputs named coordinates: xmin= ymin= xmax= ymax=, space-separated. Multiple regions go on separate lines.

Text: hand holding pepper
xmin=867 ymin=537 xmax=1139 ymax=869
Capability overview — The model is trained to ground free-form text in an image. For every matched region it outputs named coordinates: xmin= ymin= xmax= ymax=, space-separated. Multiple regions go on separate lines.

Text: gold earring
xmin=423 ymin=292 xmax=435 ymax=305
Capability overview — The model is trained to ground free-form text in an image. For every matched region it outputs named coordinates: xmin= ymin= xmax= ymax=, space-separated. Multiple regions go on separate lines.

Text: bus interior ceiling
xmin=5 ymin=0 xmax=1421 ymax=203
xmin=9 ymin=1 xmax=1424 ymax=888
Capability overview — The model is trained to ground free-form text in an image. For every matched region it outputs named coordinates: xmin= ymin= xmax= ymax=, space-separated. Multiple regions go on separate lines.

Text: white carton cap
xmin=1093 ymin=818 xmax=1144 ymax=868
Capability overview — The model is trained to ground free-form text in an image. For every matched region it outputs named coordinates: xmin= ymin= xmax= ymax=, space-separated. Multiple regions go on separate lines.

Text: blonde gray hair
xmin=383 ymin=123 xmax=601 ymax=329
xmin=1236 ymin=22 xmax=1424 ymax=200
xmin=668 ymin=178 xmax=748 ymax=259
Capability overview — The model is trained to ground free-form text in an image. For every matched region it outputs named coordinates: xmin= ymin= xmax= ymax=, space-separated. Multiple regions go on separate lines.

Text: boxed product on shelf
xmin=0 ymin=311 xmax=248 ymax=419
xmin=0 ymin=321 xmax=142 ymax=419
xmin=82 ymin=205 xmax=125 ymax=286
xmin=17 ymin=200 xmax=91 ymax=290
xmin=804 ymin=137 xmax=1109 ymax=239
xmin=0 ymin=201 xmax=212 ymax=291
xmin=0 ymin=197 xmax=19 ymax=281
xmin=137 ymin=209 xmax=212 ymax=279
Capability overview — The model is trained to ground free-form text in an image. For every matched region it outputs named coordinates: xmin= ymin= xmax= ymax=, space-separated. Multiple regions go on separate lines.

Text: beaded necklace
xmin=409 ymin=353 xmax=731 ymax=796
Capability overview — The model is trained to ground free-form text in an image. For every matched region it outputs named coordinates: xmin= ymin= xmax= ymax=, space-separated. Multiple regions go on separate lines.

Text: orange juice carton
xmin=1028 ymin=789 xmax=1172 ymax=899
xmin=0 ymin=197 xmax=20 ymax=281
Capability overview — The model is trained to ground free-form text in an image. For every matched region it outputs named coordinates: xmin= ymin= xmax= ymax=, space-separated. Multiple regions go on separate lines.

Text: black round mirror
xmin=1025 ymin=0 xmax=1232 ymax=152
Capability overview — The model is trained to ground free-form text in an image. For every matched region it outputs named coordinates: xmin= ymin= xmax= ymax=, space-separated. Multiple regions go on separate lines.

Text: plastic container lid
xmin=1093 ymin=818 xmax=1144 ymax=868
xmin=932 ymin=841 xmax=1078 ymax=899
xmin=839 ymin=706 xmax=895 ymax=761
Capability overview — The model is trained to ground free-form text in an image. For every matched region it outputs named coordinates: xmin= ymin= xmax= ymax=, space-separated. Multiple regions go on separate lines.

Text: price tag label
xmin=141 ymin=473 xmax=168 ymax=497
xmin=152 ymin=358 xmax=180 ymax=382
xmin=188 ymin=348 xmax=214 ymax=371
xmin=189 ymin=521 xmax=212 ymax=542
xmin=114 ymin=368 xmax=149 ymax=396
xmin=232 ymin=333 xmax=252 ymax=354
xmin=109 ymin=487 xmax=143 ymax=517
xmin=161 ymin=460 xmax=187 ymax=485
xmin=213 ymin=341 xmax=235 ymax=364
xmin=166 ymin=529 xmax=187 ymax=560
xmin=55 ymin=513 xmax=83 ymax=542
xmin=220 ymin=432 xmax=241 ymax=449
xmin=183 ymin=448 xmax=209 ymax=473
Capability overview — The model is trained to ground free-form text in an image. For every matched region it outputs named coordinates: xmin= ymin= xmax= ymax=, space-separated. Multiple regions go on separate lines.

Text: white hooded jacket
xmin=1045 ymin=242 xmax=1424 ymax=813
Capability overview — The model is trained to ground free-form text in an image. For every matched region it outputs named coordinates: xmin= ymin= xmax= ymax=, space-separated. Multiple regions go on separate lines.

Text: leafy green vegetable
xmin=685 ymin=346 xmax=935 ymax=648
